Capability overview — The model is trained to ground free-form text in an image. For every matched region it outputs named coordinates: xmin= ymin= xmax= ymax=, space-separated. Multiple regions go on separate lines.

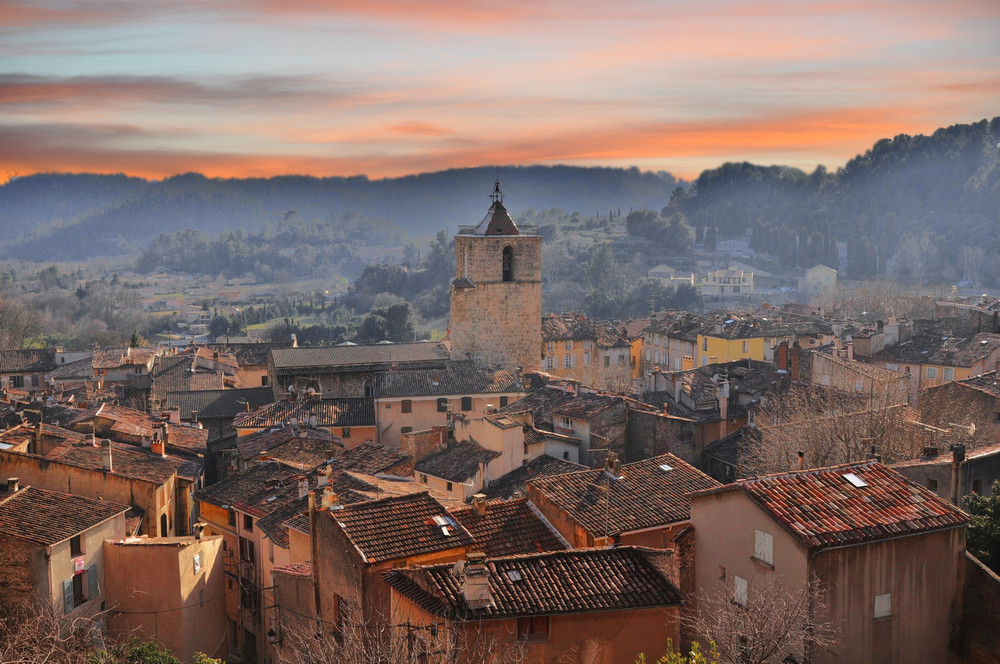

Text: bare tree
xmin=0 ymin=294 xmax=40 ymax=350
xmin=687 ymin=577 xmax=837 ymax=664
xmin=746 ymin=384 xmax=920 ymax=476
xmin=0 ymin=598 xmax=110 ymax=664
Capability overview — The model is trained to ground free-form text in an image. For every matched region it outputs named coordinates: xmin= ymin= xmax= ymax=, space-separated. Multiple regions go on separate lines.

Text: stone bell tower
xmin=449 ymin=181 xmax=541 ymax=370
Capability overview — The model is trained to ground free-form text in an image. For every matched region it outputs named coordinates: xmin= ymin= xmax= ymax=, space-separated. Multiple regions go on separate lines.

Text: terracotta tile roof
xmin=449 ymin=498 xmax=568 ymax=557
xmin=92 ymin=346 xmax=159 ymax=370
xmin=326 ymin=492 xmax=474 ymax=563
xmin=621 ymin=318 xmax=651 ymax=340
xmin=470 ymin=199 xmax=520 ymax=236
xmin=0 ymin=348 xmax=56 ymax=373
xmin=255 ymin=495 xmax=309 ymax=547
xmin=334 ymin=441 xmax=412 ymax=476
xmin=98 ymin=405 xmax=209 ymax=455
xmin=692 ymin=461 xmax=969 ymax=550
xmin=702 ymin=426 xmax=759 ymax=467
xmin=46 ymin=356 xmax=93 ymax=380
xmin=165 ymin=387 xmax=275 ymax=420
xmin=498 ymin=385 xmax=576 ymax=420
xmin=528 ymin=454 xmax=720 ymax=536
xmin=270 ymin=342 xmax=449 ymax=372
xmin=204 ymin=342 xmax=293 ymax=366
xmin=549 ymin=392 xmax=625 ymax=419
xmin=383 ymin=546 xmax=681 ymax=620
xmin=236 ymin=425 xmax=343 ymax=463
xmin=46 ymin=437 xmax=199 ymax=485
xmin=481 ymin=455 xmax=585 ymax=500
xmin=0 ymin=486 xmax=129 ymax=546
xmin=150 ymin=355 xmax=226 ymax=405
xmin=234 ymin=397 xmax=375 ymax=429
xmin=371 ymin=362 xmax=524 ymax=398
xmin=414 ymin=441 xmax=501 ymax=483
xmin=272 ymin=560 xmax=312 ymax=576
xmin=194 ymin=460 xmax=316 ymax=519
xmin=542 ymin=314 xmax=631 ymax=349
xmin=950 ymin=370 xmax=1000 ymax=398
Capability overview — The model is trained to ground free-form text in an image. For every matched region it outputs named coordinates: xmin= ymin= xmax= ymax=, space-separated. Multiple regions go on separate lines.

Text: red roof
xmin=692 ymin=461 xmax=969 ymax=550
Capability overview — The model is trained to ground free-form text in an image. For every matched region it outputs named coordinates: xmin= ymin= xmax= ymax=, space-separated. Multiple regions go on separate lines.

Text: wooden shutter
xmin=63 ymin=579 xmax=74 ymax=613
xmin=88 ymin=566 xmax=99 ymax=601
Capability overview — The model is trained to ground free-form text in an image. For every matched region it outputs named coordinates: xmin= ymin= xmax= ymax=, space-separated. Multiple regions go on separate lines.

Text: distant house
xmin=0 ymin=348 xmax=56 ymax=394
xmin=798 ymin=264 xmax=838 ymax=299
xmin=648 ymin=264 xmax=695 ymax=286
xmin=700 ymin=267 xmax=754 ymax=298
xmin=234 ymin=396 xmax=376 ymax=447
xmin=541 ymin=314 xmax=633 ymax=391
xmin=873 ymin=332 xmax=1000 ymax=402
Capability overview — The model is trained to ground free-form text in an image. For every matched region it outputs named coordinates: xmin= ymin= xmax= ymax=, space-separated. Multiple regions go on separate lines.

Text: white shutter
xmin=874 ymin=593 xmax=891 ymax=618
xmin=754 ymin=530 xmax=774 ymax=565
xmin=734 ymin=576 xmax=748 ymax=607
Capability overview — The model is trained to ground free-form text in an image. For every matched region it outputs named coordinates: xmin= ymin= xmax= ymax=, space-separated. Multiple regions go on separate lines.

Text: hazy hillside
xmin=0 ymin=166 xmax=680 ymax=261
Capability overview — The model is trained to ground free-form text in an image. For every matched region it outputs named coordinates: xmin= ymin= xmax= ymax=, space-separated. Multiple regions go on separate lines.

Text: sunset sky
xmin=2 ymin=0 xmax=998 ymax=184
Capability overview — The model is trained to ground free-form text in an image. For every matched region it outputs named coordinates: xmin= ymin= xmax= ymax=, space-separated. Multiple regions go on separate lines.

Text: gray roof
xmin=415 ymin=441 xmax=501 ymax=483
xmin=270 ymin=342 xmax=449 ymax=373
xmin=165 ymin=387 xmax=275 ymax=420
xmin=372 ymin=362 xmax=523 ymax=398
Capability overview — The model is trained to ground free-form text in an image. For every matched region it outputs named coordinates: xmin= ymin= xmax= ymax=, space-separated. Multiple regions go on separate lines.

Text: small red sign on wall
xmin=73 ymin=556 xmax=85 ymax=573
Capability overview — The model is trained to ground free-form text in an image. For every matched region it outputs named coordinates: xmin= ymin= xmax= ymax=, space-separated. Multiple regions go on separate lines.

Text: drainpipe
xmin=950 ymin=444 xmax=965 ymax=506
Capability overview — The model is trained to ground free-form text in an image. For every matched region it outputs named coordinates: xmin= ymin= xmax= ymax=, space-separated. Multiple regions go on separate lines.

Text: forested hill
xmin=671 ymin=117 xmax=1000 ymax=280
xmin=0 ymin=166 xmax=679 ymax=261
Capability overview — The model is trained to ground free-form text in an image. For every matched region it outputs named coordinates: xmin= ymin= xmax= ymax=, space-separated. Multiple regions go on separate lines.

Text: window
xmin=261 ymin=375 xmax=268 ymax=386
xmin=618 ymin=354 xmax=626 ymax=366
xmin=583 ymin=340 xmax=592 ymax=350
xmin=702 ymin=338 xmax=708 ymax=351
xmin=63 ymin=566 xmax=98 ymax=613
xmin=420 ymin=474 xmax=428 ymax=483
xmin=70 ymin=535 xmax=84 ymax=557
xmin=193 ymin=553 xmax=202 ymax=573
xmin=10 ymin=375 xmax=23 ymax=388
xmin=547 ymin=341 xmax=555 ymax=352
xmin=874 ymin=592 xmax=891 ymax=619
xmin=401 ymin=399 xmax=412 ymax=413
xmin=943 ymin=368 xmax=954 ymax=381
xmin=239 ymin=536 xmax=255 ymax=565
xmin=342 ymin=427 xmax=351 ymax=438
xmin=718 ymin=565 xmax=726 ymax=580
xmin=603 ymin=356 xmax=610 ymax=368
xmin=753 ymin=530 xmax=774 ymax=566
xmin=499 ymin=396 xmax=509 ymax=407
xmin=461 ymin=396 xmax=472 ymax=411
xmin=563 ymin=451 xmax=569 ymax=460
xmin=734 ymin=576 xmax=748 ymax=607
xmin=742 ymin=341 xmax=748 ymax=353
xmin=645 ymin=350 xmax=651 ymax=361
xmin=563 ymin=354 xmax=574 ymax=368
xmin=244 ymin=514 xmax=254 ymax=532
xmin=583 ymin=352 xmax=591 ymax=366
xmin=437 ymin=397 xmax=448 ymax=412
xmin=446 ymin=482 xmax=453 ymax=491
xmin=928 ymin=478 xmax=938 ymax=491
xmin=400 ymin=426 xmax=413 ymax=435
xmin=973 ymin=479 xmax=983 ymax=494
xmin=565 ymin=340 xmax=573 ymax=351
xmin=502 ymin=246 xmax=514 ymax=282
xmin=926 ymin=367 xmax=937 ymax=379
xmin=560 ymin=416 xmax=572 ymax=429
xmin=228 ymin=510 xmax=236 ymax=527
xmin=517 ymin=615 xmax=549 ymax=642
xmin=544 ymin=356 xmax=555 ymax=369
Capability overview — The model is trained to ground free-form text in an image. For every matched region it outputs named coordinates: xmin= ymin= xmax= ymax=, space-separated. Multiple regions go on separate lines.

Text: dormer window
xmin=502 ymin=246 xmax=514 ymax=282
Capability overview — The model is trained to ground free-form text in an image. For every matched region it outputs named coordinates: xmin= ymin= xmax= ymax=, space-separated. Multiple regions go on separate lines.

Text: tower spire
xmin=490 ymin=178 xmax=503 ymax=204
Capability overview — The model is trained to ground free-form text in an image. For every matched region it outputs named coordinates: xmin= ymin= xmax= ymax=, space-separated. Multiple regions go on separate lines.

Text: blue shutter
xmin=87 ymin=566 xmax=99 ymax=602
xmin=63 ymin=579 xmax=74 ymax=613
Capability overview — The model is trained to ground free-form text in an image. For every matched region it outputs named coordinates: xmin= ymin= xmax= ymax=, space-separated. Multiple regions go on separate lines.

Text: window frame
xmin=401 ymin=399 xmax=412 ymax=413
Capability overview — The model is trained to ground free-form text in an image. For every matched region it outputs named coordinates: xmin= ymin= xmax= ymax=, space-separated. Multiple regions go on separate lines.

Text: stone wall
xmin=954 ymin=551 xmax=1000 ymax=664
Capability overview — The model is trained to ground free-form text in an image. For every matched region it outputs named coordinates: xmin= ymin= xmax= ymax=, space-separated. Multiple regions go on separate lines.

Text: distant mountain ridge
xmin=0 ymin=166 xmax=681 ymax=261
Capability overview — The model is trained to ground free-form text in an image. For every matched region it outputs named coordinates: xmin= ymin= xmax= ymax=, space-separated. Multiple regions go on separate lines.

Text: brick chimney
xmin=298 ymin=477 xmax=309 ymax=499
xmin=321 ymin=485 xmax=340 ymax=510
xmin=471 ymin=493 xmax=488 ymax=516
xmin=151 ymin=425 xmax=166 ymax=457
xmin=101 ymin=439 xmax=113 ymax=472
xmin=777 ymin=342 xmax=789 ymax=371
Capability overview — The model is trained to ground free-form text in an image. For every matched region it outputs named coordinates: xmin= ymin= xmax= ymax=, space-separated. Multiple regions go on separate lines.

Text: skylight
xmin=843 ymin=472 xmax=868 ymax=488
xmin=505 ymin=569 xmax=523 ymax=582
xmin=659 ymin=464 xmax=673 ymax=473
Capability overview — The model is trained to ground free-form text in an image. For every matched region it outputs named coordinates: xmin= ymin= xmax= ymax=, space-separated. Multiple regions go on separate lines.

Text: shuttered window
xmin=874 ymin=593 xmax=891 ymax=619
xmin=754 ymin=530 xmax=774 ymax=565
xmin=734 ymin=576 xmax=748 ymax=607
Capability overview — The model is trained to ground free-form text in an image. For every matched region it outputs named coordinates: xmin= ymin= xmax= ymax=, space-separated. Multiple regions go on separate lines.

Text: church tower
xmin=449 ymin=181 xmax=541 ymax=370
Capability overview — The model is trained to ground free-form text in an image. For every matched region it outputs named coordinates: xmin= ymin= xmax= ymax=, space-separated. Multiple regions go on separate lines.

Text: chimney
xmin=460 ymin=551 xmax=493 ymax=609
xmin=290 ymin=333 xmax=298 ymax=347
xmin=191 ymin=410 xmax=198 ymax=424
xmin=662 ymin=403 xmax=669 ymax=416
xmin=471 ymin=493 xmax=488 ymax=516
xmin=951 ymin=444 xmax=966 ymax=506
xmin=162 ymin=422 xmax=170 ymax=448
xmin=321 ymin=485 xmax=339 ymax=510
xmin=777 ymin=342 xmax=788 ymax=371
xmin=790 ymin=342 xmax=801 ymax=382
xmin=298 ymin=477 xmax=309 ymax=499
xmin=101 ymin=439 xmax=114 ymax=472
xmin=317 ymin=464 xmax=331 ymax=487
xmin=7 ymin=477 xmax=19 ymax=493
xmin=193 ymin=522 xmax=205 ymax=540
xmin=846 ymin=342 xmax=854 ymax=362
xmin=151 ymin=425 xmax=166 ymax=457
xmin=604 ymin=452 xmax=622 ymax=479
xmin=797 ymin=450 xmax=804 ymax=471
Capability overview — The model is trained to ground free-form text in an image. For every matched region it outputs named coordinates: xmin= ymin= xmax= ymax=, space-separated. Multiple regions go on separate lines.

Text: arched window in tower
xmin=502 ymin=246 xmax=514 ymax=282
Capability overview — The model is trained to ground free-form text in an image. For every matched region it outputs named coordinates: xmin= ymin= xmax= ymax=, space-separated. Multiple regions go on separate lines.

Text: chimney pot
xmin=193 ymin=522 xmax=205 ymax=540
xmin=298 ymin=477 xmax=309 ymax=499
xmin=101 ymin=439 xmax=114 ymax=472
xmin=7 ymin=477 xmax=19 ymax=492
xmin=797 ymin=450 xmax=804 ymax=471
